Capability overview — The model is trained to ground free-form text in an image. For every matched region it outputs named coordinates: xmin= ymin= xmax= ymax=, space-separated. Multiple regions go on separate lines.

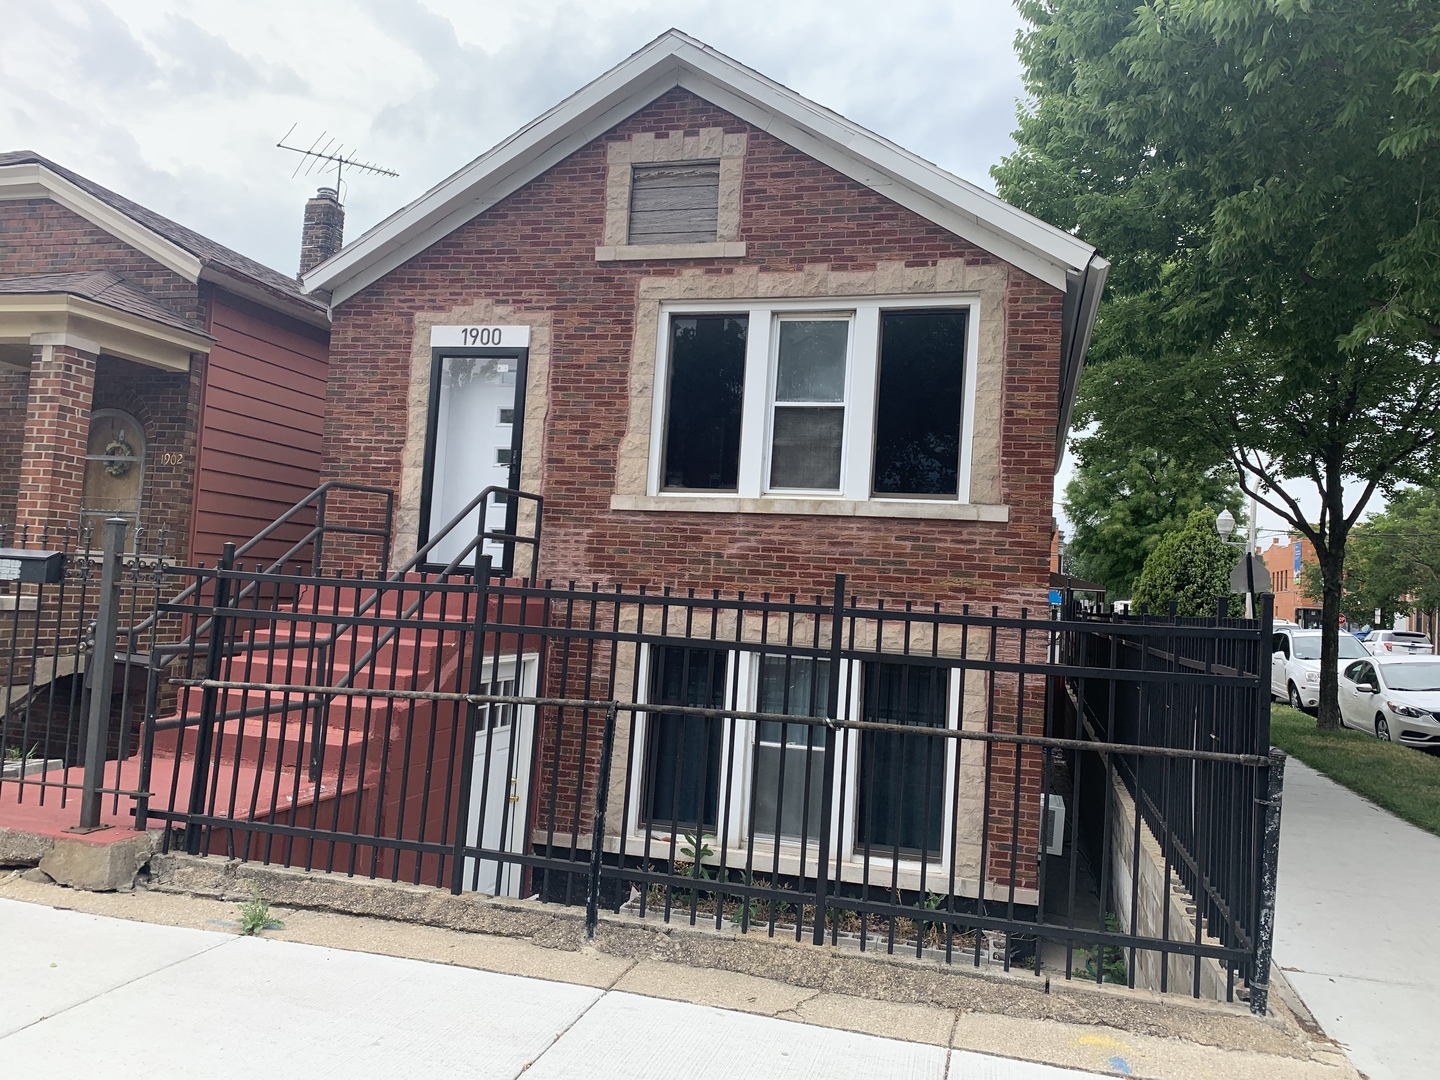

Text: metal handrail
xmin=137 ymin=481 xmax=393 ymax=645
xmin=152 ymin=486 xmax=545 ymax=760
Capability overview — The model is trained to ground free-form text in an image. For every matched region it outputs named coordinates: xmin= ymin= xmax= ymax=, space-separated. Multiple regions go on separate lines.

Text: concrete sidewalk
xmin=1274 ymin=760 xmax=1440 ymax=1080
xmin=0 ymin=895 xmax=1088 ymax=1079
xmin=0 ymin=873 xmax=1359 ymax=1080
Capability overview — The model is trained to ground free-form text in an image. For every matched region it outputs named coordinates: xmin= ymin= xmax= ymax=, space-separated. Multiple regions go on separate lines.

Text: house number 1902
xmin=160 ymin=452 xmax=184 ymax=466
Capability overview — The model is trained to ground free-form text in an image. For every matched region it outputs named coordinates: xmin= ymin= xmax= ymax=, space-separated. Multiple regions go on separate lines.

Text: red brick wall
xmin=15 ymin=343 xmax=95 ymax=541
xmin=0 ymin=199 xmax=203 ymax=323
xmin=322 ymin=89 xmax=1064 ymax=610
xmin=323 ymin=89 xmax=1062 ymax=894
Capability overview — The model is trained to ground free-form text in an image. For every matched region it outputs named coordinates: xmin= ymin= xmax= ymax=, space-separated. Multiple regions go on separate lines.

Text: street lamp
xmin=1216 ymin=509 xmax=1236 ymax=542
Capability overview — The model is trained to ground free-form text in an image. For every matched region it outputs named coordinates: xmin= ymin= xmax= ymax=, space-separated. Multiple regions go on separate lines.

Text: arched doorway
xmin=81 ymin=409 xmax=146 ymax=548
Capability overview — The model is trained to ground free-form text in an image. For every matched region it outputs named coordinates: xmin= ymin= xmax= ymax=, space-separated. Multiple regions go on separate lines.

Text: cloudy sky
xmin=0 ymin=0 xmax=1350 ymax=540
xmin=0 ymin=0 xmax=1028 ymax=275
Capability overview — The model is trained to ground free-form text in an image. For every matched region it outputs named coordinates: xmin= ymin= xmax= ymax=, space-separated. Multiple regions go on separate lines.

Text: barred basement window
xmin=628 ymin=162 xmax=720 ymax=244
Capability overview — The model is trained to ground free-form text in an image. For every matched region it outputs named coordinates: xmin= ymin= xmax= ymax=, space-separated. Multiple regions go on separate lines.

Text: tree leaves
xmin=1131 ymin=509 xmax=1245 ymax=618
xmin=1063 ymin=434 xmax=1244 ymax=599
xmin=995 ymin=0 xmax=1440 ymax=729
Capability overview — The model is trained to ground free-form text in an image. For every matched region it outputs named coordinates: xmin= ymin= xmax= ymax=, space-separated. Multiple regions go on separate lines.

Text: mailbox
xmin=0 ymin=548 xmax=66 ymax=584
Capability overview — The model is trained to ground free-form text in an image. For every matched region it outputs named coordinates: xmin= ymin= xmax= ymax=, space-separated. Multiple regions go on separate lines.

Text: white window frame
xmin=836 ymin=665 xmax=962 ymax=875
xmin=624 ymin=645 xmax=961 ymax=877
xmin=647 ymin=294 xmax=981 ymax=506
xmin=763 ymin=313 xmax=854 ymax=496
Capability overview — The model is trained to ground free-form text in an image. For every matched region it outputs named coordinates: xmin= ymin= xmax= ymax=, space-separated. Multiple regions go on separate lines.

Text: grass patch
xmin=1270 ymin=703 xmax=1440 ymax=837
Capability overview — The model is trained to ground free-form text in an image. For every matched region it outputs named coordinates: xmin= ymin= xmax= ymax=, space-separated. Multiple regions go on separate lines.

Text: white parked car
xmin=1363 ymin=630 xmax=1434 ymax=656
xmin=1338 ymin=656 xmax=1440 ymax=746
xmin=1271 ymin=628 xmax=1370 ymax=711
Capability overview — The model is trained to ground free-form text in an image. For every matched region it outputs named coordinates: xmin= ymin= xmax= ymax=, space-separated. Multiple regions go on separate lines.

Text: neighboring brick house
xmin=298 ymin=32 xmax=1106 ymax=908
xmin=0 ymin=152 xmax=335 ymax=567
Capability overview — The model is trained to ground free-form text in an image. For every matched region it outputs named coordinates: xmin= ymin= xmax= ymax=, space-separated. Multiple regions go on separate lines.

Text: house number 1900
xmin=430 ymin=324 xmax=530 ymax=349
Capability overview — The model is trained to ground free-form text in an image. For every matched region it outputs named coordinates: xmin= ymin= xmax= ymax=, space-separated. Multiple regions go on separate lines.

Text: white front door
xmin=463 ymin=656 xmax=537 ymax=896
xmin=427 ymin=355 xmax=519 ymax=570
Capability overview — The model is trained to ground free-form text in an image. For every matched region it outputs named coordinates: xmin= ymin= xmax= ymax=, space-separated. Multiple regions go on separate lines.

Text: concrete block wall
xmin=1107 ymin=772 xmax=1228 ymax=1000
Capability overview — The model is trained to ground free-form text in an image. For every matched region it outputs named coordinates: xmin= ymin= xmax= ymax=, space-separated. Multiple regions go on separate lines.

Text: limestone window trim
xmin=611 ymin=263 xmax=1012 ymax=521
xmin=598 ymin=128 xmax=747 ymax=262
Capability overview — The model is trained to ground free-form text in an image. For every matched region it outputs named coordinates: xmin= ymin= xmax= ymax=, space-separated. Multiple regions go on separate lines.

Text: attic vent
xmin=628 ymin=162 xmax=720 ymax=244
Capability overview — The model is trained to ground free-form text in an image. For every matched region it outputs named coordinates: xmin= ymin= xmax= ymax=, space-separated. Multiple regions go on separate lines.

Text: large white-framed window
xmin=624 ymin=645 xmax=960 ymax=874
xmin=646 ymin=295 xmax=980 ymax=507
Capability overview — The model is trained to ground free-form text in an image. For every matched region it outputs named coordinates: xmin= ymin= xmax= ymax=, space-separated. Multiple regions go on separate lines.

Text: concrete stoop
xmin=0 ymin=831 xmax=1359 ymax=1079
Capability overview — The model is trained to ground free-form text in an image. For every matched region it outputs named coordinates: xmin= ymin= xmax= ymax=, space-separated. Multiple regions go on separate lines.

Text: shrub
xmin=1130 ymin=510 xmax=1243 ymax=618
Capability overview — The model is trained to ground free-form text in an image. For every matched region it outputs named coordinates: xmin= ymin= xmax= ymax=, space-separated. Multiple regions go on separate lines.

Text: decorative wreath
xmin=103 ymin=430 xmax=135 ymax=478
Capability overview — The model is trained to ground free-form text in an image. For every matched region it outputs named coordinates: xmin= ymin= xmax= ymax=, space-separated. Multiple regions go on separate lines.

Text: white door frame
xmin=464 ymin=652 xmax=539 ymax=896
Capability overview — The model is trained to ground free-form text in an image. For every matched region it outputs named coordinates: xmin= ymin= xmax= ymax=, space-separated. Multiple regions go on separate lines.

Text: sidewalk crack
xmin=508 ymin=984 xmax=609 ymax=1079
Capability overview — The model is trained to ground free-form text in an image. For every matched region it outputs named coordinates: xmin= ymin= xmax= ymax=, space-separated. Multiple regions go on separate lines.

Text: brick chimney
xmin=298 ymin=187 xmax=344 ymax=279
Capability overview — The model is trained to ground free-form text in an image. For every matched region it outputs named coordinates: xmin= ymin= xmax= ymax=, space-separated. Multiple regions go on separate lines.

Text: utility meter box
xmin=0 ymin=549 xmax=66 ymax=584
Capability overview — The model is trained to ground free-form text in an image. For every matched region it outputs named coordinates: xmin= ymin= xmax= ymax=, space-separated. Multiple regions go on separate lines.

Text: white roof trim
xmin=0 ymin=163 xmax=203 ymax=283
xmin=305 ymin=30 xmax=1096 ymax=305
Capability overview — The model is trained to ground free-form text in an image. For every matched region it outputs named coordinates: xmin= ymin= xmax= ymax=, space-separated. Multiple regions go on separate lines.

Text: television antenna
xmin=276 ymin=124 xmax=398 ymax=199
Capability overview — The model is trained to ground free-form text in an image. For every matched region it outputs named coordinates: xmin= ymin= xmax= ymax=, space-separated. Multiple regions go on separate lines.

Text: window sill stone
xmin=595 ymin=242 xmax=747 ymax=262
xmin=609 ymin=493 xmax=1010 ymax=522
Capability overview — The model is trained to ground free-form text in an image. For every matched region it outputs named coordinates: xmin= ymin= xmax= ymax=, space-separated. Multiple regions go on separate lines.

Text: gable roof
xmin=0 ymin=151 xmax=327 ymax=326
xmin=305 ymin=29 xmax=1106 ymax=464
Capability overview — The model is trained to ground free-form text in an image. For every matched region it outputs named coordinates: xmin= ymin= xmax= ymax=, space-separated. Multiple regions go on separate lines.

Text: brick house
xmin=0 ymin=152 xmax=335 ymax=567
xmin=296 ymin=31 xmax=1107 ymax=906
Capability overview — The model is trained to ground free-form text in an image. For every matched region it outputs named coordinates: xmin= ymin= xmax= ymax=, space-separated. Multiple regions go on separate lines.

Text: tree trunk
xmin=1316 ymin=547 xmax=1346 ymax=731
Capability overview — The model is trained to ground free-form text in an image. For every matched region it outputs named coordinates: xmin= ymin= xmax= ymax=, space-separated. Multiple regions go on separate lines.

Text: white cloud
xmin=0 ymin=0 xmax=1028 ymax=276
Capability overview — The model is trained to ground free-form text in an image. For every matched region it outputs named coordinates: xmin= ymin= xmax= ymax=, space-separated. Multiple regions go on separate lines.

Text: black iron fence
xmin=0 ymin=518 xmax=166 ymax=815
xmin=133 ymin=556 xmax=1284 ymax=1012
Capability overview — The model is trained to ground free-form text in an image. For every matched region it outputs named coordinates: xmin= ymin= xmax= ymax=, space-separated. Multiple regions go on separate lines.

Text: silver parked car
xmin=1363 ymin=630 xmax=1434 ymax=656
xmin=1338 ymin=656 xmax=1440 ymax=746
xmin=1271 ymin=628 xmax=1369 ymax=711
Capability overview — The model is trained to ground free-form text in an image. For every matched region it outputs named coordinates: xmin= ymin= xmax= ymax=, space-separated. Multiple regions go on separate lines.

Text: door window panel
xmin=81 ymin=409 xmax=145 ymax=542
xmin=857 ymin=662 xmax=948 ymax=858
xmin=643 ymin=647 xmax=727 ymax=830
xmin=753 ymin=657 xmax=830 ymax=842
xmin=769 ymin=319 xmax=848 ymax=491
xmin=662 ymin=315 xmax=748 ymax=490
xmin=426 ymin=356 xmax=519 ymax=568
xmin=872 ymin=310 xmax=968 ymax=496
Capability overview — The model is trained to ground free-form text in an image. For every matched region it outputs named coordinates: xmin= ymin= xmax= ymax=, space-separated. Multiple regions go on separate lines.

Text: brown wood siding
xmin=193 ymin=290 xmax=328 ymax=568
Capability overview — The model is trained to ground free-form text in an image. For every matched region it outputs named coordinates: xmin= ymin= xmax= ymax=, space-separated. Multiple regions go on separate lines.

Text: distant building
xmin=1260 ymin=535 xmax=1319 ymax=626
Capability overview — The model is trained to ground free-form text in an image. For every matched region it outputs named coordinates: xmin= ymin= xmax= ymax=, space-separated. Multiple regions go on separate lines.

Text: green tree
xmin=1131 ymin=510 xmax=1243 ymax=617
xmin=995 ymin=0 xmax=1440 ymax=730
xmin=1301 ymin=487 xmax=1440 ymax=623
xmin=1064 ymin=430 xmax=1243 ymax=599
